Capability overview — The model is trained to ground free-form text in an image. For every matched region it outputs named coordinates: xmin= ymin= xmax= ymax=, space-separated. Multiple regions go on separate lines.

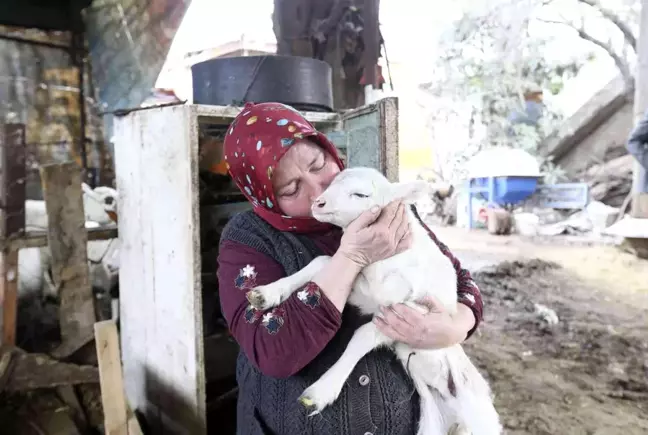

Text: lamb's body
xmin=247 ymin=168 xmax=501 ymax=435
xmin=348 ymin=211 xmax=457 ymax=315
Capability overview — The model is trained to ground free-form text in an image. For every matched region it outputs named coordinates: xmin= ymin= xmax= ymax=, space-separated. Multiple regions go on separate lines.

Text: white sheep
xmin=19 ymin=183 xmax=119 ymax=300
xmin=246 ymin=167 xmax=501 ymax=435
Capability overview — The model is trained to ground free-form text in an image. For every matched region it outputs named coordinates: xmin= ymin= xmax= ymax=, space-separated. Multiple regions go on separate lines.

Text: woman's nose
xmin=313 ymin=197 xmax=327 ymax=208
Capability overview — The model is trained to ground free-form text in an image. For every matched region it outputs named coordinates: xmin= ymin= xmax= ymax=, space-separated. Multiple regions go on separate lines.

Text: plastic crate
xmin=470 ymin=176 xmax=539 ymax=205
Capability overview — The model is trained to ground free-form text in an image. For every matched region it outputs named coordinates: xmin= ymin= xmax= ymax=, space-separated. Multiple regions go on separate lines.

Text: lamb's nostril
xmin=314 ymin=198 xmax=326 ymax=208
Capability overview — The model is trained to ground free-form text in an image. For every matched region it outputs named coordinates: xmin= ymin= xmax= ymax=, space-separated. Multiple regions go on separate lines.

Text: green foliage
xmin=422 ymin=1 xmax=598 ymax=182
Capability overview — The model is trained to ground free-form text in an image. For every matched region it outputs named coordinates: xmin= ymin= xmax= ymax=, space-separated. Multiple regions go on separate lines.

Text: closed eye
xmin=351 ymin=193 xmax=369 ymax=198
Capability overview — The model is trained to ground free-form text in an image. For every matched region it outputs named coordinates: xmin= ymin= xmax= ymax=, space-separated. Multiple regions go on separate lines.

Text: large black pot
xmin=191 ymin=55 xmax=334 ymax=112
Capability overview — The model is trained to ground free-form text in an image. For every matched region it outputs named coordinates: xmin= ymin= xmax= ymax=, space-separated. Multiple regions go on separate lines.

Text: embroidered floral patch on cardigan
xmin=297 ymin=282 xmax=322 ymax=309
xmin=262 ymin=307 xmax=285 ymax=334
xmin=244 ymin=305 xmax=263 ymax=324
xmin=235 ymin=264 xmax=258 ymax=290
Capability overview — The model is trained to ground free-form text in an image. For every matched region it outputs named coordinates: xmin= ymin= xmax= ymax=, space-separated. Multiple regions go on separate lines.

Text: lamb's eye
xmin=351 ymin=193 xmax=369 ymax=198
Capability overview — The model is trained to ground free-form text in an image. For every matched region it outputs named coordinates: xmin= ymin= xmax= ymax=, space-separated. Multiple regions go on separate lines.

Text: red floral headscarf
xmin=223 ymin=102 xmax=345 ymax=233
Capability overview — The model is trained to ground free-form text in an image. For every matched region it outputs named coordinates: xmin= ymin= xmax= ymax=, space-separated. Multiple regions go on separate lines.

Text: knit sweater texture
xmin=220 ymin=211 xmax=419 ymax=435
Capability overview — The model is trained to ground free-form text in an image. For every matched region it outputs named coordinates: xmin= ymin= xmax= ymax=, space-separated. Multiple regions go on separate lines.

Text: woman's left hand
xmin=373 ymin=296 xmax=467 ymax=349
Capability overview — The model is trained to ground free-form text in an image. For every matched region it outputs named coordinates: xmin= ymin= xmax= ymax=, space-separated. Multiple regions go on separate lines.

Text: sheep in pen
xmin=246 ymin=167 xmax=502 ymax=435
xmin=15 ymin=183 xmax=120 ymax=350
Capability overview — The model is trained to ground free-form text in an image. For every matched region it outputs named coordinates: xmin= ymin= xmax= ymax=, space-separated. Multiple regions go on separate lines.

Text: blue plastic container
xmin=470 ymin=176 xmax=539 ymax=205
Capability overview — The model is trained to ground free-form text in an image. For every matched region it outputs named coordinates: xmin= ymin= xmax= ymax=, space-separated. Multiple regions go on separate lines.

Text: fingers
xmin=348 ymin=205 xmax=382 ymax=231
xmin=416 ymin=295 xmax=445 ymax=313
xmin=398 ymin=230 xmax=413 ymax=251
xmin=388 ymin=201 xmax=404 ymax=228
xmin=394 ymin=215 xmax=412 ymax=254
xmin=390 ymin=303 xmax=427 ymax=322
xmin=394 ymin=211 xmax=409 ymax=243
xmin=375 ymin=200 xmax=401 ymax=228
xmin=373 ymin=315 xmax=407 ymax=341
xmin=378 ymin=305 xmax=415 ymax=330
xmin=378 ymin=201 xmax=408 ymax=244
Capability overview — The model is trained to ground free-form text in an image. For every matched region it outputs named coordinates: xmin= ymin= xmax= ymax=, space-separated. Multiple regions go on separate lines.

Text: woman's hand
xmin=338 ymin=201 xmax=412 ymax=268
xmin=373 ymin=296 xmax=474 ymax=349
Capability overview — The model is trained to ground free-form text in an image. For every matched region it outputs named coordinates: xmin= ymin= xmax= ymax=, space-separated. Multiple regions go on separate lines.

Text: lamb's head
xmin=311 ymin=167 xmax=429 ymax=228
xmin=82 ymin=183 xmax=118 ymax=224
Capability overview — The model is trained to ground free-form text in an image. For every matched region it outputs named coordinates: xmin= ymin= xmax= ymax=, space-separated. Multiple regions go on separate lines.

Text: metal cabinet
xmin=112 ymin=97 xmax=398 ymax=434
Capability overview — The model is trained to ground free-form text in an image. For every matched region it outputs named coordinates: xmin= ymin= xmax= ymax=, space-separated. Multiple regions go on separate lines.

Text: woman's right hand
xmin=338 ymin=201 xmax=412 ymax=268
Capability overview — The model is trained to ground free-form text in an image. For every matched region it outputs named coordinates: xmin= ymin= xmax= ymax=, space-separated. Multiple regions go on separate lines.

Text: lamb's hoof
xmin=298 ymin=395 xmax=320 ymax=416
xmin=246 ymin=290 xmax=265 ymax=310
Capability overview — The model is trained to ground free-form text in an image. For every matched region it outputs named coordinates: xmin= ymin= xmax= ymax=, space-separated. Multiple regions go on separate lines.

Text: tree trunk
xmin=632 ymin=0 xmax=648 ymax=217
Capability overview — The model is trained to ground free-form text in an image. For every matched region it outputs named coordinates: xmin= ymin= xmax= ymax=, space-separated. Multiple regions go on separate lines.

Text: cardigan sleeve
xmin=216 ymin=239 xmax=342 ymax=378
xmin=418 ymin=222 xmax=484 ymax=339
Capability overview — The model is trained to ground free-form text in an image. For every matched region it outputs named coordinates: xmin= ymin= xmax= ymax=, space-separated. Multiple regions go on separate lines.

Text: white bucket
xmin=514 ymin=212 xmax=540 ymax=236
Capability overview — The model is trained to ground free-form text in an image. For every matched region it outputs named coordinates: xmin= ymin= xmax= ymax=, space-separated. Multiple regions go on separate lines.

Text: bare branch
xmin=537 ymin=18 xmax=634 ymax=86
xmin=577 ymin=0 xmax=637 ymax=50
xmin=576 ymin=28 xmax=633 ymax=84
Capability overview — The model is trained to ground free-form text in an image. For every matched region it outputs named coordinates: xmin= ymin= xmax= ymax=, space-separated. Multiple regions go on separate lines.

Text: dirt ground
xmin=2 ymin=226 xmax=646 ymax=434
xmin=434 ymin=226 xmax=648 ymax=435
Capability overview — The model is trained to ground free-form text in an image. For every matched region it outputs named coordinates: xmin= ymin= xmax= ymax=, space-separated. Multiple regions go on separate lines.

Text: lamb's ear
xmin=389 ymin=181 xmax=429 ymax=204
xmin=81 ymin=183 xmax=94 ymax=196
xmin=81 ymin=183 xmax=102 ymax=202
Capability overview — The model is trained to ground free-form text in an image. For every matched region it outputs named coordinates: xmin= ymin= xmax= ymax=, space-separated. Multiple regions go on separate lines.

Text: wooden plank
xmin=378 ymin=97 xmax=400 ymax=182
xmin=40 ymin=162 xmax=96 ymax=358
xmin=32 ymin=403 xmax=83 ymax=435
xmin=56 ymin=386 xmax=90 ymax=433
xmin=114 ymin=105 xmax=207 ymax=434
xmin=94 ymin=320 xmax=128 ymax=435
xmin=342 ymin=97 xmax=400 ymax=181
xmin=0 ymin=227 xmax=118 ymax=251
xmin=0 ymin=251 xmax=18 ymax=345
xmin=1 ymin=347 xmax=98 ymax=392
xmin=126 ymin=406 xmax=145 ymax=435
xmin=0 ymin=123 xmax=26 ymax=346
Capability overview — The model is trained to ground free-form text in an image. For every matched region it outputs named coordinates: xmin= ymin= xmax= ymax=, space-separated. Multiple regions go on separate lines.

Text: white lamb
xmin=246 ymin=167 xmax=501 ymax=435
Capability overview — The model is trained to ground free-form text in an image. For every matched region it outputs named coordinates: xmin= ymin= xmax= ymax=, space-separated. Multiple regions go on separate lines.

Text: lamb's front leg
xmin=299 ymin=321 xmax=393 ymax=414
xmin=247 ymin=256 xmax=331 ymax=310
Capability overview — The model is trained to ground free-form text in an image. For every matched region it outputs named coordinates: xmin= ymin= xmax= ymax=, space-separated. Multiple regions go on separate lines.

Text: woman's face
xmin=272 ymin=140 xmax=341 ymax=217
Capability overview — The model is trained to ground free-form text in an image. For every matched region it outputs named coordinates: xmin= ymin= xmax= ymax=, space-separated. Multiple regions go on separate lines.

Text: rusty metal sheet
xmin=85 ymin=0 xmax=190 ymax=115
xmin=0 ymin=27 xmax=109 ymax=199
xmin=85 ymin=0 xmax=190 ymax=165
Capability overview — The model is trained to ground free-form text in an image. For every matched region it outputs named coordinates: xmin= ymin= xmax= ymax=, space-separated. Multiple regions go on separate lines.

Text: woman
xmin=627 ymin=108 xmax=648 ymax=191
xmin=217 ymin=102 xmax=483 ymax=435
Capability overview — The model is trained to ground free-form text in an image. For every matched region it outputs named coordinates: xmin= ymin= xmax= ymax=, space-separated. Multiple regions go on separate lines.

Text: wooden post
xmin=115 ymin=105 xmax=207 ymax=434
xmin=0 ymin=251 xmax=19 ymax=345
xmin=632 ymin=0 xmax=648 ymax=218
xmin=1 ymin=123 xmax=26 ymax=345
xmin=40 ymin=162 xmax=96 ymax=358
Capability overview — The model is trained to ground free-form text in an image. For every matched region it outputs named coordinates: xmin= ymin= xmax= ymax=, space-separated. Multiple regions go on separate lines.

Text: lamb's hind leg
xmin=394 ymin=345 xmax=447 ymax=435
xmin=444 ymin=351 xmax=501 ymax=435
xmin=247 ymin=255 xmax=331 ymax=310
xmin=449 ymin=388 xmax=501 ymax=435
xmin=299 ymin=321 xmax=392 ymax=415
